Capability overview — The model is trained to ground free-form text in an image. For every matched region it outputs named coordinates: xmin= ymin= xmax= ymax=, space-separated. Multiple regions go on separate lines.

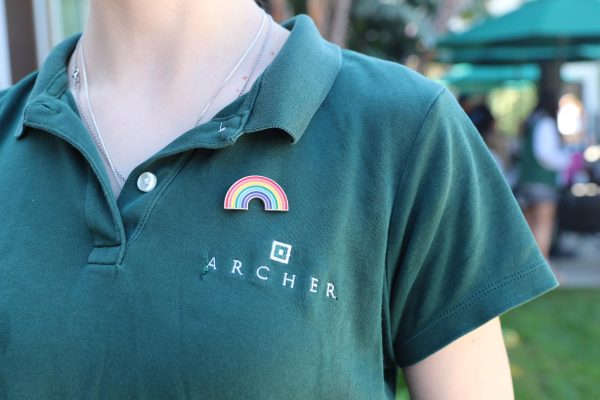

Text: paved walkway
xmin=550 ymin=232 xmax=600 ymax=288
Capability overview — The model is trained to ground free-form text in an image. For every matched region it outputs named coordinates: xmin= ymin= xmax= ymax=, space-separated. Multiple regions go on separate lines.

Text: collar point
xmin=13 ymin=120 xmax=26 ymax=140
xmin=277 ymin=126 xmax=304 ymax=144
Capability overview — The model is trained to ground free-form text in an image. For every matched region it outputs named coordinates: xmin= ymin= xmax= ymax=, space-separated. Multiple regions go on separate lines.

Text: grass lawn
xmin=502 ymin=289 xmax=600 ymax=399
xmin=395 ymin=289 xmax=600 ymax=399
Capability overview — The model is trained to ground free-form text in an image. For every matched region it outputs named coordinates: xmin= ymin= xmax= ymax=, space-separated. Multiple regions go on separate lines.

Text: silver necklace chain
xmin=72 ymin=48 xmax=126 ymax=186
xmin=193 ymin=10 xmax=269 ymax=127
xmin=239 ymin=13 xmax=272 ymax=97
xmin=71 ymin=10 xmax=270 ymax=188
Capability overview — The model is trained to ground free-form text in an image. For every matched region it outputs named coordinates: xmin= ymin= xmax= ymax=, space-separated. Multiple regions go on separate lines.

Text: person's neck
xmin=82 ymin=0 xmax=265 ymax=89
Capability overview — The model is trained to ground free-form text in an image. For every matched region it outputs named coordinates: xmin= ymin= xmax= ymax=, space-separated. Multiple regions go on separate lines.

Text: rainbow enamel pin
xmin=224 ymin=175 xmax=289 ymax=212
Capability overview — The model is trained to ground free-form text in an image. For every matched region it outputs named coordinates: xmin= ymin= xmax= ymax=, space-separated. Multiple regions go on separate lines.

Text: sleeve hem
xmin=396 ymin=261 xmax=559 ymax=368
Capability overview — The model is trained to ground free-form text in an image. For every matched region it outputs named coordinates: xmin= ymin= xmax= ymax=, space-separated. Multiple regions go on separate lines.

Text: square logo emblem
xmin=270 ymin=241 xmax=292 ymax=264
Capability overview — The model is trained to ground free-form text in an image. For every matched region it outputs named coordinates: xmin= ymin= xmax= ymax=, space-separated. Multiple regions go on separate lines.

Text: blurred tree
xmin=264 ymin=0 xmax=352 ymax=46
xmin=257 ymin=0 xmax=294 ymax=22
xmin=272 ymin=0 xmax=294 ymax=21
xmin=307 ymin=0 xmax=353 ymax=47
xmin=350 ymin=0 xmax=487 ymax=64
xmin=263 ymin=0 xmax=490 ymax=65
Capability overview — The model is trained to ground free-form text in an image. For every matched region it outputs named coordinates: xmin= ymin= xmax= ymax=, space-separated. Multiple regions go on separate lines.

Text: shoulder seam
xmin=382 ymin=85 xmax=446 ymax=367
xmin=386 ymin=85 xmax=446 ymax=254
xmin=386 ymin=85 xmax=446 ymax=246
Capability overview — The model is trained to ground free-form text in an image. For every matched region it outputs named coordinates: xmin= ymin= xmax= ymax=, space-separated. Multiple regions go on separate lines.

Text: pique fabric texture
xmin=0 ymin=14 xmax=557 ymax=400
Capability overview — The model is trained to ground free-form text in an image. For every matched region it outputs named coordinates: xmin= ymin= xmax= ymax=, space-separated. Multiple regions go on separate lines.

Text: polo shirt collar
xmin=14 ymin=14 xmax=342 ymax=146
xmin=243 ymin=14 xmax=342 ymax=142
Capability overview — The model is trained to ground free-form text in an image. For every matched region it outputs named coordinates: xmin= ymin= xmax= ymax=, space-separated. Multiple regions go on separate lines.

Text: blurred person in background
xmin=469 ymin=100 xmax=509 ymax=173
xmin=517 ymin=92 xmax=574 ymax=259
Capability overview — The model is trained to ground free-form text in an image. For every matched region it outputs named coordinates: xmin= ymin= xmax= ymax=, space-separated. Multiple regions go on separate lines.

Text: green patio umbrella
xmin=443 ymin=64 xmax=540 ymax=83
xmin=439 ymin=64 xmax=540 ymax=93
xmin=439 ymin=63 xmax=580 ymax=92
xmin=436 ymin=0 xmax=600 ymax=96
xmin=438 ymin=0 xmax=600 ymax=48
xmin=436 ymin=44 xmax=600 ymax=65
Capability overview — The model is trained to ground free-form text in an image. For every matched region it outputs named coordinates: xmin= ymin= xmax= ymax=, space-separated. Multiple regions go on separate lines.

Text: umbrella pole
xmin=539 ymin=60 xmax=563 ymax=99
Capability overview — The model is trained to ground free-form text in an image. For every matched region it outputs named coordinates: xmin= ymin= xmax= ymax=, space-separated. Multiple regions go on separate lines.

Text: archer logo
xmin=270 ymin=240 xmax=292 ymax=264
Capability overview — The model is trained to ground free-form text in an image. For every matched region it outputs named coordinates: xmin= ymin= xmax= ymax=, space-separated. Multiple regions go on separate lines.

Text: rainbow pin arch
xmin=224 ymin=175 xmax=289 ymax=212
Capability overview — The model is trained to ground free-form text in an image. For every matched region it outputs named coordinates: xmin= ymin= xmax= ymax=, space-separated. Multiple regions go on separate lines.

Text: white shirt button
xmin=137 ymin=172 xmax=157 ymax=192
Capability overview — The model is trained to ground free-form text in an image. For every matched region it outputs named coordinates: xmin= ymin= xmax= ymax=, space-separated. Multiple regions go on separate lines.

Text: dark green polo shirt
xmin=0 ymin=14 xmax=557 ymax=399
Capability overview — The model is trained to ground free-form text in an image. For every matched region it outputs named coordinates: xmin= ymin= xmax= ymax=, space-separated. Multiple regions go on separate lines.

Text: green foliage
xmin=394 ymin=289 xmax=600 ymax=399
xmin=285 ymin=0 xmax=490 ymax=62
xmin=288 ymin=0 xmax=306 ymax=15
xmin=350 ymin=0 xmax=441 ymax=62
xmin=395 ymin=372 xmax=410 ymax=400
xmin=502 ymin=289 xmax=600 ymax=399
xmin=349 ymin=0 xmax=493 ymax=62
xmin=488 ymin=84 xmax=537 ymax=136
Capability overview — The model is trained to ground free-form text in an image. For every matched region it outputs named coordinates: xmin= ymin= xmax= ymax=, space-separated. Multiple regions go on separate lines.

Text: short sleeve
xmin=385 ymin=88 xmax=558 ymax=367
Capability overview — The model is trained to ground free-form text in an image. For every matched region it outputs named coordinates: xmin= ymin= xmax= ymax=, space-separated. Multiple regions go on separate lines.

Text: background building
xmin=0 ymin=0 xmax=88 ymax=89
